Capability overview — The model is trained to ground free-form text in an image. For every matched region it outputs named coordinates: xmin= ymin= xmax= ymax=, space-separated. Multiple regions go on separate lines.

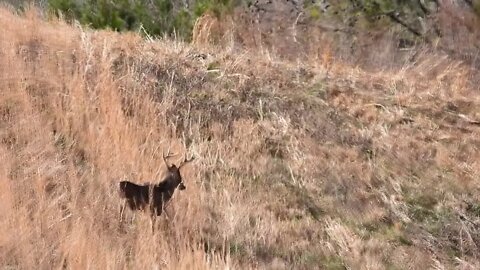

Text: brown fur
xmin=119 ymin=151 xmax=193 ymax=221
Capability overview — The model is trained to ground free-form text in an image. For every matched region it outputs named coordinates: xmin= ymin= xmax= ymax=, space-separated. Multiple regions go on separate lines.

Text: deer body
xmin=119 ymin=150 xmax=193 ymax=221
xmin=119 ymin=181 xmax=150 ymax=211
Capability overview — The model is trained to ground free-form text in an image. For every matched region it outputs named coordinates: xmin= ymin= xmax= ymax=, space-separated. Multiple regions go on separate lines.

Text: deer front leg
xmin=163 ymin=207 xmax=171 ymax=221
xmin=119 ymin=201 xmax=126 ymax=223
xmin=151 ymin=214 xmax=156 ymax=233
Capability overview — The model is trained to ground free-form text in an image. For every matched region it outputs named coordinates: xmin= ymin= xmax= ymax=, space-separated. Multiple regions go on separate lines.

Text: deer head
xmin=162 ymin=148 xmax=194 ymax=191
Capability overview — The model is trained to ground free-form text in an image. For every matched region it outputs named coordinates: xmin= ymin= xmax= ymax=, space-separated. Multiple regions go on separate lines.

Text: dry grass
xmin=0 ymin=6 xmax=479 ymax=270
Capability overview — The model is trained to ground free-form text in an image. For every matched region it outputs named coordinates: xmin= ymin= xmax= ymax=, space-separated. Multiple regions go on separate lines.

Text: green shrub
xmin=48 ymin=0 xmax=239 ymax=40
xmin=305 ymin=0 xmax=438 ymax=37
xmin=474 ymin=0 xmax=480 ymax=18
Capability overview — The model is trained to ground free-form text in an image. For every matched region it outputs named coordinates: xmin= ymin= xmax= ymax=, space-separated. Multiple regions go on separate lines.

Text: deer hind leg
xmin=130 ymin=211 xmax=136 ymax=225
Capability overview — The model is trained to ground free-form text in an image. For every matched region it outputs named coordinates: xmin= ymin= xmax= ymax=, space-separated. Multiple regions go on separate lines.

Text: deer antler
xmin=178 ymin=134 xmax=194 ymax=169
xmin=178 ymin=153 xmax=194 ymax=169
xmin=162 ymin=147 xmax=176 ymax=168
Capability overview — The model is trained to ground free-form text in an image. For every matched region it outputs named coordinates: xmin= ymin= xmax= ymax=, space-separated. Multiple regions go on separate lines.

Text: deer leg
xmin=119 ymin=202 xmax=126 ymax=223
xmin=164 ymin=209 xmax=170 ymax=221
xmin=151 ymin=214 xmax=156 ymax=233
xmin=162 ymin=205 xmax=171 ymax=221
xmin=150 ymin=207 xmax=155 ymax=233
xmin=130 ymin=211 xmax=136 ymax=224
xmin=150 ymin=204 xmax=160 ymax=233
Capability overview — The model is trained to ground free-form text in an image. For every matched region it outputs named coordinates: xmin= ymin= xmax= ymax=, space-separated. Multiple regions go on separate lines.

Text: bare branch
xmin=386 ymin=11 xmax=423 ymax=37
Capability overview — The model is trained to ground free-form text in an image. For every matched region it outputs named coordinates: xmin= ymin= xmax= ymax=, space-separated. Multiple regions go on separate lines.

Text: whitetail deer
xmin=119 ymin=149 xmax=194 ymax=223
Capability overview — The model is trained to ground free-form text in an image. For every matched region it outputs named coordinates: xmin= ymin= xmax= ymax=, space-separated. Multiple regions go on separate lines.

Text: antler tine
xmin=178 ymin=152 xmax=195 ymax=169
xmin=162 ymin=146 xmax=176 ymax=168
xmin=178 ymin=133 xmax=194 ymax=169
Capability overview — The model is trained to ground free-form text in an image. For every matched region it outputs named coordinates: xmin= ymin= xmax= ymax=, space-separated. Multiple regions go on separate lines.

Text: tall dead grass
xmin=0 ymin=7 xmax=230 ymax=269
xmin=0 ymin=6 xmax=479 ymax=270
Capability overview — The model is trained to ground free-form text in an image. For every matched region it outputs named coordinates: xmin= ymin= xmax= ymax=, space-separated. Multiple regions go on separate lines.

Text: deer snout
xmin=179 ymin=182 xmax=186 ymax=190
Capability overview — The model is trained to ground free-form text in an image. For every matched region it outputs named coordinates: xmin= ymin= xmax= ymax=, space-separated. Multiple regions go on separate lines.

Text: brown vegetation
xmin=0 ymin=6 xmax=479 ymax=270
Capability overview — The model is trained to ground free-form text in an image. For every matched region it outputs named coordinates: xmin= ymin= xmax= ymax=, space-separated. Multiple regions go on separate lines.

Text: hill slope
xmin=0 ymin=7 xmax=479 ymax=270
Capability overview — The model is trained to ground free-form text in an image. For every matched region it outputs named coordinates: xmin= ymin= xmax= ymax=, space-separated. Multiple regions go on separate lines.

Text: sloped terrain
xmin=0 ymin=7 xmax=479 ymax=270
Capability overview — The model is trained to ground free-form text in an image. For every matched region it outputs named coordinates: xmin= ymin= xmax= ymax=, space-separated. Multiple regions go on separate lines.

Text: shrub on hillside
xmin=48 ymin=0 xmax=238 ymax=40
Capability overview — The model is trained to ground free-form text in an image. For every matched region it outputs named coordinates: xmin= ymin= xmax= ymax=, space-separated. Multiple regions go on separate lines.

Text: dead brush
xmin=119 ymin=148 xmax=194 ymax=224
xmin=192 ymin=12 xmax=232 ymax=46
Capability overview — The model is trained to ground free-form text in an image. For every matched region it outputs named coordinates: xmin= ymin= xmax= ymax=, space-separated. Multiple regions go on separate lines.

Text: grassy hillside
xmin=0 ymin=6 xmax=479 ymax=270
